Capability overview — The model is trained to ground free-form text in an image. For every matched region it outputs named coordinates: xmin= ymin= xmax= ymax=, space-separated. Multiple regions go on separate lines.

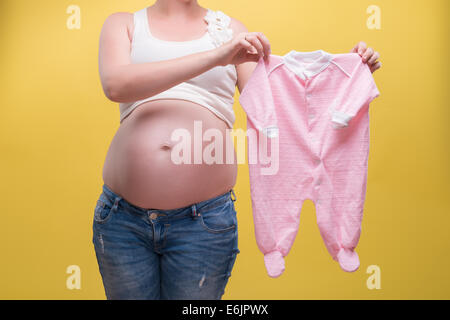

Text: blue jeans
xmin=92 ymin=184 xmax=240 ymax=300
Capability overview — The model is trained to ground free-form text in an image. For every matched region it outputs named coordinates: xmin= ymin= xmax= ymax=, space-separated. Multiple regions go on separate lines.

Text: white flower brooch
xmin=204 ymin=9 xmax=234 ymax=47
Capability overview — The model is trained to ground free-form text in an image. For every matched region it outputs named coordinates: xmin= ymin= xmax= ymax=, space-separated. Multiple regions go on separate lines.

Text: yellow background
xmin=1 ymin=0 xmax=449 ymax=299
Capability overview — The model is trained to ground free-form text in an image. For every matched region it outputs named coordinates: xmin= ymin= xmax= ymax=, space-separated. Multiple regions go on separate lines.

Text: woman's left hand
xmin=351 ymin=41 xmax=381 ymax=73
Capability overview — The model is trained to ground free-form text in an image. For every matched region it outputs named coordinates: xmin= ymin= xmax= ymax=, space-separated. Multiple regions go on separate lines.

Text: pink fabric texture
xmin=238 ymin=50 xmax=380 ymax=277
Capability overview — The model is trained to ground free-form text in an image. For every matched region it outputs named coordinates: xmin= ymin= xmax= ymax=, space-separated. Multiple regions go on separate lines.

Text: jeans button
xmin=149 ymin=212 xmax=158 ymax=220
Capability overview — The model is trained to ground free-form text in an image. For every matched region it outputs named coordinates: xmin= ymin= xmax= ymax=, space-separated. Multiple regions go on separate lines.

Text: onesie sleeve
xmin=329 ymin=56 xmax=380 ymax=128
xmin=238 ymin=57 xmax=279 ymax=138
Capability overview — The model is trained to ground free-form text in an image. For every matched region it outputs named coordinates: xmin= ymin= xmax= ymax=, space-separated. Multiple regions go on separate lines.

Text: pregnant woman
xmin=93 ymin=0 xmax=382 ymax=300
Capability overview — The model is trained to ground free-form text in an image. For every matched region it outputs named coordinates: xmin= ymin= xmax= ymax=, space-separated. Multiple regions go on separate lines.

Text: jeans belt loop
xmin=191 ymin=203 xmax=199 ymax=219
xmin=230 ymin=189 xmax=237 ymax=202
xmin=112 ymin=195 xmax=122 ymax=212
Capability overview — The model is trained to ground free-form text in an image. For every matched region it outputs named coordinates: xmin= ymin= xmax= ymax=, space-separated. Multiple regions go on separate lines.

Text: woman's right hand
xmin=215 ymin=32 xmax=271 ymax=67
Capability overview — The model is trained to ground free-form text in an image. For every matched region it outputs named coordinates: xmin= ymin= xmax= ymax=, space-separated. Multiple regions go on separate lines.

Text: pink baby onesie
xmin=238 ymin=50 xmax=380 ymax=277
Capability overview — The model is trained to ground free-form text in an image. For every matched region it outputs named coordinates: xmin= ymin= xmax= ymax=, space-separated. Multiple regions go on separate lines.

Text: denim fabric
xmin=92 ymin=184 xmax=240 ymax=300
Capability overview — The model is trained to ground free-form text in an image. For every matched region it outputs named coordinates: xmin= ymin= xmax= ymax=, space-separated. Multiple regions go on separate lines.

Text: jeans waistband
xmin=101 ymin=183 xmax=236 ymax=220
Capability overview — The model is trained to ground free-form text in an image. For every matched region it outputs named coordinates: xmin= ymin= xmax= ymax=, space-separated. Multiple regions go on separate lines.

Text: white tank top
xmin=119 ymin=7 xmax=238 ymax=128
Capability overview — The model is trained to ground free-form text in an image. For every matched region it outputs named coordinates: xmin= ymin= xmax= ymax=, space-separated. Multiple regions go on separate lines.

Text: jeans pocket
xmin=93 ymin=193 xmax=115 ymax=224
xmin=198 ymin=199 xmax=236 ymax=234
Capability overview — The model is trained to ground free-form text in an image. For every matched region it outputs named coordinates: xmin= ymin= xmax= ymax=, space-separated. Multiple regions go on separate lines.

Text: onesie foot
xmin=264 ymin=251 xmax=285 ymax=278
xmin=337 ymin=248 xmax=360 ymax=272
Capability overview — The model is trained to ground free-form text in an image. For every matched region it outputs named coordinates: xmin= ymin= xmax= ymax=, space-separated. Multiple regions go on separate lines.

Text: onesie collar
xmin=282 ymin=49 xmax=333 ymax=80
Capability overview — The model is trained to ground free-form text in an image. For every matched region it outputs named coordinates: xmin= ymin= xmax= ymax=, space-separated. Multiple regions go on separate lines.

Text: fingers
xmin=358 ymin=42 xmax=367 ymax=55
xmin=246 ymin=52 xmax=262 ymax=63
xmin=362 ymin=47 xmax=374 ymax=63
xmin=352 ymin=41 xmax=382 ymax=72
xmin=351 ymin=41 xmax=367 ymax=55
xmin=368 ymin=51 xmax=380 ymax=65
xmin=370 ymin=61 xmax=382 ymax=73
xmin=242 ymin=32 xmax=271 ymax=60
xmin=239 ymin=36 xmax=258 ymax=55
xmin=254 ymin=32 xmax=271 ymax=57
xmin=244 ymin=33 xmax=264 ymax=58
xmin=350 ymin=43 xmax=359 ymax=53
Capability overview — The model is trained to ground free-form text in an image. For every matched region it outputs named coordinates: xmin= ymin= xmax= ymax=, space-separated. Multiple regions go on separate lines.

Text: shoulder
xmin=227 ymin=15 xmax=250 ymax=39
xmin=102 ymin=11 xmax=134 ymax=26
xmin=207 ymin=9 xmax=248 ymax=35
xmin=101 ymin=12 xmax=134 ymax=42
xmin=228 ymin=15 xmax=249 ymax=34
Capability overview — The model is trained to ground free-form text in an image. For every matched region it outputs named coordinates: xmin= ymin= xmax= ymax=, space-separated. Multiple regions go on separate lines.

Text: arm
xmin=229 ymin=18 xmax=263 ymax=94
xmin=98 ymin=12 xmax=222 ymax=103
xmin=227 ymin=18 xmax=276 ymax=135
xmin=227 ymin=18 xmax=277 ymax=136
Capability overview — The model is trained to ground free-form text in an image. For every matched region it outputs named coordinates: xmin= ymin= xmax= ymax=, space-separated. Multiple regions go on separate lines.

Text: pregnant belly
xmin=102 ymin=99 xmax=238 ymax=210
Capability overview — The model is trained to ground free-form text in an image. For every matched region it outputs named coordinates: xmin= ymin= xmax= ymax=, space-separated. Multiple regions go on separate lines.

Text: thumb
xmin=245 ymin=52 xmax=260 ymax=63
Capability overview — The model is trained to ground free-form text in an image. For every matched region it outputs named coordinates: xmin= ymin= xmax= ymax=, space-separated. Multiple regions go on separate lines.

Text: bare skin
xmin=98 ymin=0 xmax=381 ymax=210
